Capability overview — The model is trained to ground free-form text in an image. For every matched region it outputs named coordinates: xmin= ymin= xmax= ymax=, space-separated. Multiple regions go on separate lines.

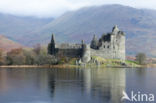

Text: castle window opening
xmin=107 ymin=45 xmax=109 ymax=48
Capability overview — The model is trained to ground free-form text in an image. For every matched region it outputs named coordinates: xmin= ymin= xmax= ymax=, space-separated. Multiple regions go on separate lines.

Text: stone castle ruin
xmin=48 ymin=25 xmax=125 ymax=63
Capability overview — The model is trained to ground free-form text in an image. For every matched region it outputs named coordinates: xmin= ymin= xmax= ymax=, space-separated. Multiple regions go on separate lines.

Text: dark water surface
xmin=0 ymin=68 xmax=156 ymax=103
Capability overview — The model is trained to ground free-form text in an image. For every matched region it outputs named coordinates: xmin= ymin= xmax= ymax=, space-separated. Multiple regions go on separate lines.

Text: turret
xmin=112 ymin=25 xmax=119 ymax=34
xmin=81 ymin=40 xmax=91 ymax=63
xmin=90 ymin=34 xmax=99 ymax=49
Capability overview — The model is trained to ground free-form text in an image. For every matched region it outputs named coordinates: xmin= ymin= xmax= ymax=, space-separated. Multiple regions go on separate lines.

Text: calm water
xmin=0 ymin=68 xmax=156 ymax=103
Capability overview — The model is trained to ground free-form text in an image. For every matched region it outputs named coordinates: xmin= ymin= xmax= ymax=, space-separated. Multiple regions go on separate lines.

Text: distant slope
xmin=0 ymin=13 xmax=53 ymax=43
xmin=26 ymin=4 xmax=156 ymax=57
xmin=0 ymin=5 xmax=156 ymax=57
xmin=0 ymin=35 xmax=22 ymax=51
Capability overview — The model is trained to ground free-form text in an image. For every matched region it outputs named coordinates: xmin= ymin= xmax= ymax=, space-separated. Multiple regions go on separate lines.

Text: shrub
xmin=136 ymin=53 xmax=146 ymax=65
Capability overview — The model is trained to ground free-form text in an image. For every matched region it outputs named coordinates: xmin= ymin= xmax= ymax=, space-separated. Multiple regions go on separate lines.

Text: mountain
xmin=0 ymin=35 xmax=22 ymax=52
xmin=25 ymin=4 xmax=156 ymax=57
xmin=0 ymin=13 xmax=53 ymax=43
xmin=0 ymin=5 xmax=156 ymax=57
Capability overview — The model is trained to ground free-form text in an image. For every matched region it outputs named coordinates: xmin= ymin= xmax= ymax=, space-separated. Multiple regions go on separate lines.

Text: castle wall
xmin=56 ymin=48 xmax=82 ymax=58
xmin=115 ymin=35 xmax=125 ymax=60
xmin=90 ymin=34 xmax=125 ymax=60
xmin=55 ymin=33 xmax=125 ymax=60
xmin=91 ymin=48 xmax=114 ymax=59
xmin=82 ymin=44 xmax=91 ymax=63
xmin=51 ymin=26 xmax=126 ymax=61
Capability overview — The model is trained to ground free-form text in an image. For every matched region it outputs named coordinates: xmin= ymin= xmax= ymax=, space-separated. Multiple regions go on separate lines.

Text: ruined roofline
xmin=101 ymin=30 xmax=125 ymax=37
xmin=55 ymin=43 xmax=82 ymax=49
xmin=52 ymin=25 xmax=125 ymax=49
xmin=98 ymin=26 xmax=125 ymax=41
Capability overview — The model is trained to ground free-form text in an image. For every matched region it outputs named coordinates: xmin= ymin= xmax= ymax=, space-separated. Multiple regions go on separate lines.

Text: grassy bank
xmin=0 ymin=63 xmax=154 ymax=69
xmin=0 ymin=64 xmax=140 ymax=69
xmin=0 ymin=56 xmax=149 ymax=69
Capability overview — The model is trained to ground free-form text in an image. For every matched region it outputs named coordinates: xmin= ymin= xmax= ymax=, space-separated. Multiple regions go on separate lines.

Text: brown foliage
xmin=0 ymin=49 xmax=4 ymax=65
xmin=6 ymin=48 xmax=25 ymax=65
xmin=33 ymin=44 xmax=41 ymax=55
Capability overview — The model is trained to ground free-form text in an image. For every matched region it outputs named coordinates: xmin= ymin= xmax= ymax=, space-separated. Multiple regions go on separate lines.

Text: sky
xmin=0 ymin=0 xmax=156 ymax=18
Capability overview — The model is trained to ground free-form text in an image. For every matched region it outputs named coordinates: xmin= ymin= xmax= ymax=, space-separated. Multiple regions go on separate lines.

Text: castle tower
xmin=111 ymin=26 xmax=125 ymax=60
xmin=90 ymin=26 xmax=126 ymax=61
xmin=48 ymin=34 xmax=56 ymax=55
xmin=81 ymin=40 xmax=91 ymax=63
xmin=90 ymin=34 xmax=99 ymax=49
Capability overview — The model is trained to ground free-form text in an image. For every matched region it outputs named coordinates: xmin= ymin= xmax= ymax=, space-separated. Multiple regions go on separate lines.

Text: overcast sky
xmin=0 ymin=0 xmax=156 ymax=18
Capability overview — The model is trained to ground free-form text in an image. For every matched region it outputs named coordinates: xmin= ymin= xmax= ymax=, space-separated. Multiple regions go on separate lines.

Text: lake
xmin=0 ymin=68 xmax=156 ymax=103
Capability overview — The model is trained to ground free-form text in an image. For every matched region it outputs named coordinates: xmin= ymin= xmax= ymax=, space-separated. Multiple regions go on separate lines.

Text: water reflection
xmin=0 ymin=68 xmax=128 ymax=103
xmin=83 ymin=68 xmax=126 ymax=103
xmin=126 ymin=68 xmax=156 ymax=103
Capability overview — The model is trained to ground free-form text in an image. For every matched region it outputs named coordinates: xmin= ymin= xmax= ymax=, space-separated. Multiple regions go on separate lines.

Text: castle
xmin=48 ymin=25 xmax=125 ymax=63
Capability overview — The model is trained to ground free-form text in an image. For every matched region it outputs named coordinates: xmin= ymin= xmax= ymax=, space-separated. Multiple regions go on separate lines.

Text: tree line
xmin=0 ymin=44 xmax=58 ymax=65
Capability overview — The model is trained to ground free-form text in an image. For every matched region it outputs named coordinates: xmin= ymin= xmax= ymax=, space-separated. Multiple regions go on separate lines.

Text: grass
xmin=63 ymin=56 xmax=141 ymax=68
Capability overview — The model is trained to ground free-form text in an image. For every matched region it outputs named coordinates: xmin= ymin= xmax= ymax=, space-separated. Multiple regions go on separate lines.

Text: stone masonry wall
xmin=90 ymin=33 xmax=125 ymax=60
xmin=52 ymin=26 xmax=125 ymax=61
xmin=55 ymin=48 xmax=82 ymax=58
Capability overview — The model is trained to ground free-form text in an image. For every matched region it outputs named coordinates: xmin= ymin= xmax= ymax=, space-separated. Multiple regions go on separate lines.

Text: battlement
xmin=55 ymin=43 xmax=82 ymax=49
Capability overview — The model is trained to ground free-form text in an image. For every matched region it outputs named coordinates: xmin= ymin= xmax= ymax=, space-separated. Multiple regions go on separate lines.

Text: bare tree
xmin=0 ymin=49 xmax=4 ymax=65
xmin=33 ymin=44 xmax=41 ymax=55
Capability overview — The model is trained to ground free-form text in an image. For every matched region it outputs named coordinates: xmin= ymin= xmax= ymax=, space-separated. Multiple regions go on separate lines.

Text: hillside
xmin=0 ymin=5 xmax=156 ymax=57
xmin=25 ymin=4 xmax=156 ymax=57
xmin=0 ymin=13 xmax=53 ymax=42
xmin=0 ymin=35 xmax=22 ymax=51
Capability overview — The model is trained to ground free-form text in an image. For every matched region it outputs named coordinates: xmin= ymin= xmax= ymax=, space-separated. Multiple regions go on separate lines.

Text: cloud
xmin=0 ymin=0 xmax=156 ymax=18
xmin=0 ymin=0 xmax=91 ymax=18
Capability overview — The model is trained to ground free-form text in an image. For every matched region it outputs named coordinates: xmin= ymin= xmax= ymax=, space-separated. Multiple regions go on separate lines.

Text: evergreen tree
xmin=90 ymin=34 xmax=99 ymax=49
xmin=48 ymin=34 xmax=56 ymax=55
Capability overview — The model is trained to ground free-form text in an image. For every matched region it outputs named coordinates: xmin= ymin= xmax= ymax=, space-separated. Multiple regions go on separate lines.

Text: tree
xmin=34 ymin=46 xmax=58 ymax=65
xmin=33 ymin=44 xmax=41 ymax=55
xmin=6 ymin=48 xmax=25 ymax=65
xmin=48 ymin=34 xmax=56 ymax=55
xmin=34 ymin=54 xmax=58 ymax=65
xmin=0 ymin=49 xmax=4 ymax=65
xmin=90 ymin=34 xmax=99 ymax=49
xmin=23 ymin=49 xmax=35 ymax=65
xmin=136 ymin=53 xmax=146 ymax=65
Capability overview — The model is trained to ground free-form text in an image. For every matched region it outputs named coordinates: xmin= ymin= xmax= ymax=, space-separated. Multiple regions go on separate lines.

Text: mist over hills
xmin=0 ymin=13 xmax=53 ymax=42
xmin=0 ymin=4 xmax=156 ymax=56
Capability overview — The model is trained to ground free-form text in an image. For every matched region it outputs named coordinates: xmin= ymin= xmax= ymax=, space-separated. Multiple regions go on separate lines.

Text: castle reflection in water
xmin=0 ymin=68 xmax=126 ymax=103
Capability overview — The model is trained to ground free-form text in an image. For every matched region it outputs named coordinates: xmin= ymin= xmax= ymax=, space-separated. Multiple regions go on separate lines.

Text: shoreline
xmin=0 ymin=65 xmax=80 ymax=69
xmin=0 ymin=64 xmax=154 ymax=69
